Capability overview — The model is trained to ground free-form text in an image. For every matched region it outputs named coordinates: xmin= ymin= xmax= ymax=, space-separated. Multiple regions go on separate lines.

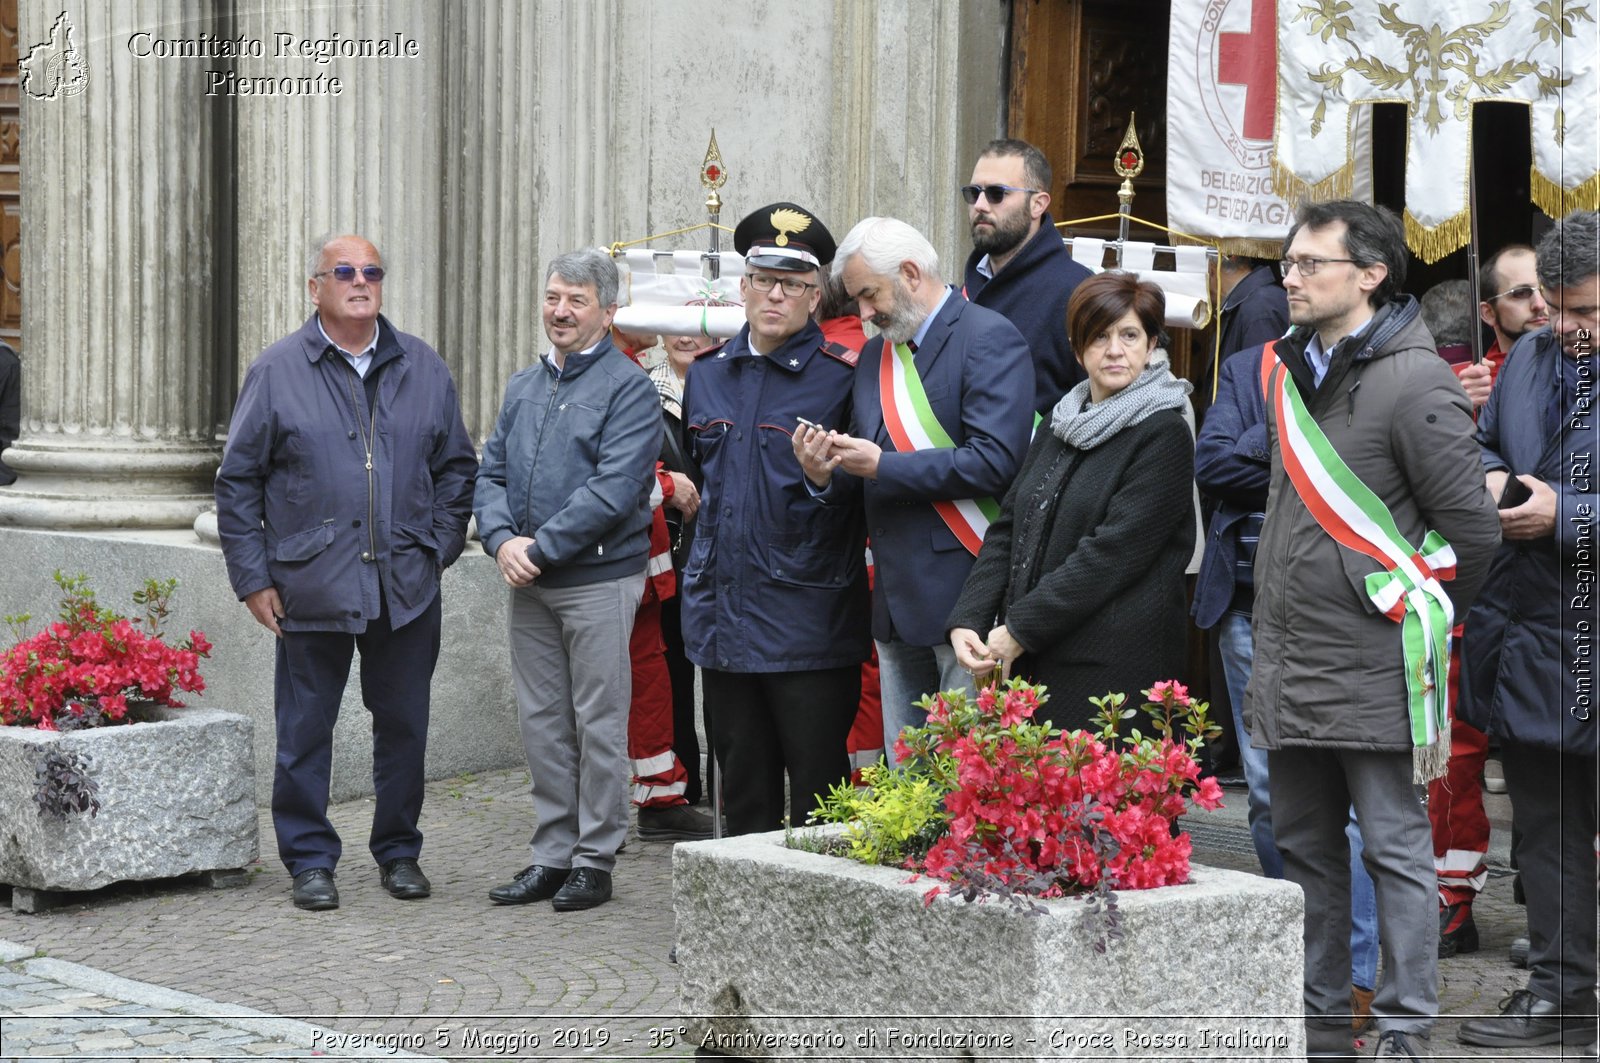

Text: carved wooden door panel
xmin=0 ymin=0 xmax=19 ymax=352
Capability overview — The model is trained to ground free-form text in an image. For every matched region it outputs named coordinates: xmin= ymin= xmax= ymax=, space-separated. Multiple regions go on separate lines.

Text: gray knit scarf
xmin=1049 ymin=350 xmax=1193 ymax=450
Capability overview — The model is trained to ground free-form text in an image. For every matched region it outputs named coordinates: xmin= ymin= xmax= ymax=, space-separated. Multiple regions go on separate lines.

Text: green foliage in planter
xmin=807 ymin=761 xmax=949 ymax=867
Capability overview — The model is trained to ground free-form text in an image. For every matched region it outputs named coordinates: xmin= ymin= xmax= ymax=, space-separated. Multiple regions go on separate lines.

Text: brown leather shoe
xmin=1351 ymin=984 xmax=1376 ymax=1033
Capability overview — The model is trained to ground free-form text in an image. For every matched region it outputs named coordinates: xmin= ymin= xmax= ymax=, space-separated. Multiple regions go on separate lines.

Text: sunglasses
xmin=1487 ymin=284 xmax=1541 ymax=302
xmin=960 ymin=184 xmax=1041 ymax=206
xmin=315 ymin=265 xmax=386 ymax=283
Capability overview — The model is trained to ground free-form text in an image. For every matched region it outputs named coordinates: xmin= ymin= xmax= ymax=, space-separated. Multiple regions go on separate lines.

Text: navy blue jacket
xmin=680 ymin=321 xmax=870 ymax=673
xmin=216 ymin=314 xmax=477 ymax=633
xmin=1192 ymin=341 xmax=1271 ymax=628
xmin=826 ymin=292 xmax=1034 ymax=647
xmin=963 ymin=212 xmax=1094 ymax=417
xmin=1460 ymin=329 xmax=1599 ymax=755
xmin=0 ymin=342 xmax=17 ymax=485
xmin=1199 ymin=266 xmax=1288 ymax=399
xmin=475 ymin=336 xmax=661 ymax=588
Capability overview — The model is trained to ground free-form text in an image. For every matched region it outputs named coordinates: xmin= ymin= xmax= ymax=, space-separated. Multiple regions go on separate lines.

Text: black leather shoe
xmin=1438 ymin=901 xmax=1479 ymax=957
xmin=1460 ymin=989 xmax=1597 ymax=1047
xmin=551 ymin=867 xmax=612 ymax=911
xmin=379 ymin=858 xmax=431 ymax=900
xmin=488 ymin=865 xmax=569 ymax=905
xmin=292 ymin=868 xmax=339 ymax=911
xmin=637 ymin=803 xmax=714 ymax=841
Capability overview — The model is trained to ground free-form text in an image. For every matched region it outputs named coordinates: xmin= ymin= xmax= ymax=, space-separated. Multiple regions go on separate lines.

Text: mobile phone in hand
xmin=796 ymin=416 xmax=826 ymax=433
xmin=1498 ymin=474 xmax=1534 ymax=510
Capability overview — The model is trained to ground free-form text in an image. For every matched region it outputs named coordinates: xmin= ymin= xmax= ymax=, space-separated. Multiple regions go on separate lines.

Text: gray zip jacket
xmin=474 ymin=336 xmax=660 ymax=587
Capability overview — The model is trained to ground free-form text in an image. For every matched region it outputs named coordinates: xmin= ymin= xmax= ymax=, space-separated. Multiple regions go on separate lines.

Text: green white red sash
xmin=879 ymin=340 xmax=999 ymax=556
xmin=1261 ymin=341 xmax=1455 ymax=782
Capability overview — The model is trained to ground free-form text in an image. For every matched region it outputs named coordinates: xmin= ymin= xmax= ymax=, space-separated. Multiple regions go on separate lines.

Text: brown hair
xmin=1066 ymin=271 xmax=1165 ymax=355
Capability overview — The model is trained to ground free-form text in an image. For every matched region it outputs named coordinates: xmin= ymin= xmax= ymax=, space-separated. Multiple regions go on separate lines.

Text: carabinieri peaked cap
xmin=734 ymin=202 xmax=836 ymax=272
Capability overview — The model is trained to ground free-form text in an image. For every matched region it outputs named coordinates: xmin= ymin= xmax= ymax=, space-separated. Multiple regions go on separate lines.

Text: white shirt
xmin=317 ymin=317 xmax=378 ymax=378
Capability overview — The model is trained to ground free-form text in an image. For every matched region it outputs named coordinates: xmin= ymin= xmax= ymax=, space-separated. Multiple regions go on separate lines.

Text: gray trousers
xmin=1268 ymin=746 xmax=1437 ymax=1035
xmin=508 ymin=574 xmax=644 ymax=874
xmin=1502 ymin=741 xmax=1599 ymax=1012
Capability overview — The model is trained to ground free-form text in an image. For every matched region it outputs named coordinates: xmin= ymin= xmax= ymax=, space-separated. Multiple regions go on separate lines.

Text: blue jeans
xmin=1219 ymin=611 xmax=1380 ymax=990
xmin=876 ymin=638 xmax=972 ymax=768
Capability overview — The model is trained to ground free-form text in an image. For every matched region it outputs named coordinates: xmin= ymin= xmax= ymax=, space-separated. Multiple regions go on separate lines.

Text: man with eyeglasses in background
xmin=678 ymin=203 xmax=871 ymax=837
xmin=795 ymin=217 xmax=1032 ymax=767
xmin=1247 ymin=200 xmax=1500 ymax=1060
xmin=216 ymin=234 xmax=477 ymax=912
xmin=960 ymin=138 xmax=1094 ymax=417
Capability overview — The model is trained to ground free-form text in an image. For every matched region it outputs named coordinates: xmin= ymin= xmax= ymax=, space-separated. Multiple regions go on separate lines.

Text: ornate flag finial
xmin=701 ymin=129 xmax=728 ymax=214
xmin=1114 ymin=113 xmax=1145 ymax=180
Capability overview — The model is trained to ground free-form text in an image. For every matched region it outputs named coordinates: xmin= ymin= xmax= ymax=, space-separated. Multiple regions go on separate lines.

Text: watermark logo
xmin=20 ymin=12 xmax=89 ymax=100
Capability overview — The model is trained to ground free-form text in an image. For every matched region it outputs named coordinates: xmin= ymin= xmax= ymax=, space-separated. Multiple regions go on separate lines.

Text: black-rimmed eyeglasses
xmin=745 ymin=273 xmax=818 ymax=298
xmin=316 ymin=265 xmax=386 ymax=283
xmin=960 ymin=184 xmax=1042 ymax=206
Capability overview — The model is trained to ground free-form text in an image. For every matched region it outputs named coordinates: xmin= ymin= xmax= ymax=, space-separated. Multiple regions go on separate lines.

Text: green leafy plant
xmin=809 ymin=761 xmax=949 ymax=867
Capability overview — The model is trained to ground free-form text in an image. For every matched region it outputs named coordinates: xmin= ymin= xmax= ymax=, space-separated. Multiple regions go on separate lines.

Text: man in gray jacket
xmin=475 ymin=249 xmax=661 ymax=912
xmin=1247 ymin=201 xmax=1500 ymax=1060
xmin=216 ymin=234 xmax=477 ymax=911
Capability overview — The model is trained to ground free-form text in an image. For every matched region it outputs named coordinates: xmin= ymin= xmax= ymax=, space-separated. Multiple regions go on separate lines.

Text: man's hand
xmin=1458 ymin=361 xmax=1495 ymax=407
xmin=1485 ymin=468 xmax=1510 ymax=503
xmin=829 ymin=435 xmax=883 ymax=479
xmin=793 ymin=425 xmax=841 ymax=488
xmin=1499 ymin=475 xmax=1557 ymax=540
xmin=950 ymin=627 xmax=997 ymax=675
xmin=495 ymin=536 xmax=542 ymax=587
xmin=665 ymin=472 xmax=700 ymax=519
xmin=244 ymin=586 xmax=284 ymax=638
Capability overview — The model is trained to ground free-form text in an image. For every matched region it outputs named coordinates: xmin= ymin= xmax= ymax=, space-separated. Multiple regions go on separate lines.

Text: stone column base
xmin=0 ymin=435 xmax=220 ymax=529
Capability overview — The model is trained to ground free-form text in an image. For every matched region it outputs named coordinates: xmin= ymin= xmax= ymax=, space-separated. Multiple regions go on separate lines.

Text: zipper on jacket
xmin=345 ymin=368 xmax=378 ymax=563
xmin=521 ymin=370 xmax=564 ymax=532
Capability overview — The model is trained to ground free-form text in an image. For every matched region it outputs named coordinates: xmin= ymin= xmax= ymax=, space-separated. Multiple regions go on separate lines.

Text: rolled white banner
xmin=613 ymin=304 xmax=747 ymax=339
xmin=1161 ymin=290 xmax=1211 ymax=330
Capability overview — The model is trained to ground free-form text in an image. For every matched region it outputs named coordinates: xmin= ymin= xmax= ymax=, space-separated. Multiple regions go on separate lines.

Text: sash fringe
xmin=1414 ymin=728 xmax=1451 ymax=785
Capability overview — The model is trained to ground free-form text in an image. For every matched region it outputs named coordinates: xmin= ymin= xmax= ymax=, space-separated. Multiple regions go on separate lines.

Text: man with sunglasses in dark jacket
xmin=961 ymin=138 xmax=1094 ymax=418
xmin=217 ymin=234 xmax=477 ymax=912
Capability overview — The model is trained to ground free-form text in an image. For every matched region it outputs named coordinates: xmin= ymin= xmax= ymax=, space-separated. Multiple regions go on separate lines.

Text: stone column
xmin=0 ymin=1 xmax=227 ymax=529
xmin=231 ymin=0 xmax=445 ymax=386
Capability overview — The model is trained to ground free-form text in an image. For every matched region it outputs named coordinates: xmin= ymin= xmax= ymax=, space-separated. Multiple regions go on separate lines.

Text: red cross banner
xmin=1274 ymin=0 xmax=1600 ymax=262
xmin=1166 ymin=0 xmax=1371 ymax=256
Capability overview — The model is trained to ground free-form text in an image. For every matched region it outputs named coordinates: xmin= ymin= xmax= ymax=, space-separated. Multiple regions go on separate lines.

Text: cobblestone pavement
xmin=0 ymin=766 xmax=1595 ymax=1061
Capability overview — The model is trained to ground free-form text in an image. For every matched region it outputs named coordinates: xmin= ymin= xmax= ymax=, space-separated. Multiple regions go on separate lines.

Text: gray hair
xmin=546 ymin=248 xmax=620 ymax=307
xmin=1535 ymin=211 xmax=1600 ymax=291
xmin=1419 ymin=279 xmax=1474 ymax=346
xmin=832 ymin=217 xmax=941 ymax=284
xmin=306 ymin=233 xmax=383 ymax=279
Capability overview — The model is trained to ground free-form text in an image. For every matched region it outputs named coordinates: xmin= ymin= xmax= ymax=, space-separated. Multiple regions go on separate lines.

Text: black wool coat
xmin=947 ymin=408 xmax=1195 ymax=731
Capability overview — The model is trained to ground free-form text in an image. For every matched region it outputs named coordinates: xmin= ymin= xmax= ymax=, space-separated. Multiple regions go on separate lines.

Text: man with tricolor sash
xmin=1246 ymin=200 xmax=1500 ymax=1060
xmin=795 ymin=217 xmax=1033 ymax=765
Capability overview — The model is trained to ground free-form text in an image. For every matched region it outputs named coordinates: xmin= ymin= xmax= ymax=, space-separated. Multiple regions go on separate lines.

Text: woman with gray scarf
xmin=948 ymin=272 xmax=1196 ymax=731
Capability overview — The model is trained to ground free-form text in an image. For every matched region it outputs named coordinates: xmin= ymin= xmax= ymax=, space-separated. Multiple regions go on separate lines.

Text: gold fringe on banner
xmin=1404 ymin=209 xmax=1472 ymax=264
xmin=1531 ymin=168 xmax=1600 ymax=221
xmin=1272 ymin=158 xmax=1356 ymax=208
xmin=1217 ymin=237 xmax=1285 ymax=259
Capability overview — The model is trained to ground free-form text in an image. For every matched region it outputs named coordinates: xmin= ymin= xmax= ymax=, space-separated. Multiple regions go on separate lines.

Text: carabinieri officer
xmin=680 ymin=202 xmax=870 ymax=835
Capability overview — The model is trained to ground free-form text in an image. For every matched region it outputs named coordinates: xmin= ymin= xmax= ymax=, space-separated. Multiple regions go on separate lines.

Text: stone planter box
xmin=674 ymin=830 xmax=1305 ymax=1061
xmin=0 ymin=707 xmax=258 ymax=906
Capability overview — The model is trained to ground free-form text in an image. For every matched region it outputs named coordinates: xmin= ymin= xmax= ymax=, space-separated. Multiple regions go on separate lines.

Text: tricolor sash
xmin=879 ymin=341 xmax=999 ymax=556
xmin=1261 ymin=341 xmax=1455 ymax=782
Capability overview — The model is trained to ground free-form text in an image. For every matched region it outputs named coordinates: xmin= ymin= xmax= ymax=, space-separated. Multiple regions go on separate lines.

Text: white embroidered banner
xmin=1274 ymin=0 xmax=1600 ymax=262
xmin=1167 ymin=0 xmax=1307 ymax=256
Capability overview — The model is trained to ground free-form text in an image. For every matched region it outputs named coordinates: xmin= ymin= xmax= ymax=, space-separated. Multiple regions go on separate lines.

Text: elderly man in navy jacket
xmin=216 ymin=234 xmax=477 ymax=911
xmin=798 ymin=217 xmax=1033 ymax=764
xmin=1459 ymin=210 xmax=1600 ymax=1051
